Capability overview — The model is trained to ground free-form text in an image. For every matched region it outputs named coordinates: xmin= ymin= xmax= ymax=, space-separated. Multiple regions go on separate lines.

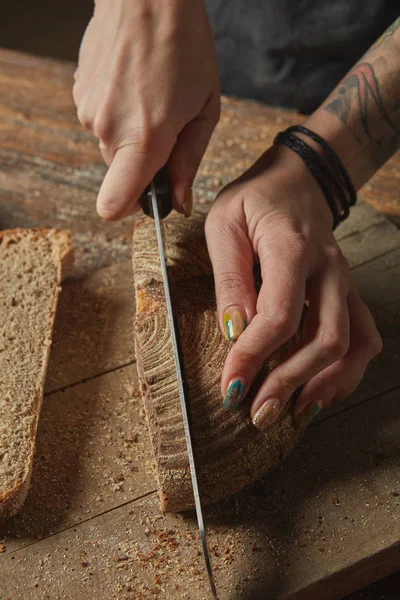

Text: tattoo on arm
xmin=325 ymin=62 xmax=399 ymax=142
xmin=324 ymin=17 xmax=400 ymax=169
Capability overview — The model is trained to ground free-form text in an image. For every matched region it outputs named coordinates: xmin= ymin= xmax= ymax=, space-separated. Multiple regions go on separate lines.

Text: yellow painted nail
xmin=183 ymin=188 xmax=193 ymax=218
xmin=252 ymin=398 xmax=281 ymax=431
xmin=223 ymin=308 xmax=246 ymax=341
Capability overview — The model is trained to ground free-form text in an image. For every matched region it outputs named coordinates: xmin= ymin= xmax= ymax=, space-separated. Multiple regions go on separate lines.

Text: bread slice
xmin=0 ymin=228 xmax=72 ymax=520
xmin=133 ymin=213 xmax=302 ymax=512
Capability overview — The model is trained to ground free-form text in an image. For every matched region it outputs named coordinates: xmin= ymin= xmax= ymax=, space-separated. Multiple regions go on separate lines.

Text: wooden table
xmin=0 ymin=48 xmax=400 ymax=600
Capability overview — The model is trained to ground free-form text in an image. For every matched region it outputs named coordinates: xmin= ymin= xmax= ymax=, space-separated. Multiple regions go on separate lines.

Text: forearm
xmin=304 ymin=16 xmax=400 ymax=190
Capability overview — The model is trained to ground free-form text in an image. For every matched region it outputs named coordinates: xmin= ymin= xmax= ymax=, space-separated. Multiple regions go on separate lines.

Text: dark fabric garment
xmin=204 ymin=0 xmax=399 ymax=113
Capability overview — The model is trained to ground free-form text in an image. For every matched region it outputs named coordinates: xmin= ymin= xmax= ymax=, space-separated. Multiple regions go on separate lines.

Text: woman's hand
xmin=205 ymin=144 xmax=382 ymax=429
xmin=73 ymin=0 xmax=220 ymax=219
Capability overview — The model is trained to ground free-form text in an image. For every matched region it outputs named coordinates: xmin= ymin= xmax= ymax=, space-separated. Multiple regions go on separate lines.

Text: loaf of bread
xmin=0 ymin=228 xmax=72 ymax=520
xmin=133 ymin=213 xmax=302 ymax=512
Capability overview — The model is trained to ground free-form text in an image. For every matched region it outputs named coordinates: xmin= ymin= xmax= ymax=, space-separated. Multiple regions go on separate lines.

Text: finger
xmin=205 ymin=207 xmax=257 ymax=374
xmin=168 ymin=97 xmax=220 ymax=216
xmin=220 ymin=237 xmax=307 ymax=410
xmin=97 ymin=141 xmax=113 ymax=167
xmin=96 ymin=138 xmax=173 ymax=220
xmin=250 ymin=264 xmax=350 ymax=430
xmin=294 ymin=285 xmax=382 ymax=426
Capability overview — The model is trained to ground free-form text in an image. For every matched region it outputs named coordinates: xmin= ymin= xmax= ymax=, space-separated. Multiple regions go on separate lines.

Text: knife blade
xmin=144 ymin=176 xmax=218 ymax=599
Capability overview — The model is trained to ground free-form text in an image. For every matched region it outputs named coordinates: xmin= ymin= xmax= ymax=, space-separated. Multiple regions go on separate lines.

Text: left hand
xmin=205 ymin=144 xmax=382 ymax=430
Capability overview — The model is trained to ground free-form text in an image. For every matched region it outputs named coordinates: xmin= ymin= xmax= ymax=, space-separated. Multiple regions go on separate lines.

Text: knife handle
xmin=139 ymin=166 xmax=173 ymax=219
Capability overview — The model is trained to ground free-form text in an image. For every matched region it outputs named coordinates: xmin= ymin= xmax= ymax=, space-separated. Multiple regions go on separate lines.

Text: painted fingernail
xmin=252 ymin=398 xmax=281 ymax=431
xmin=223 ymin=378 xmax=246 ymax=410
xmin=223 ymin=308 xmax=247 ymax=341
xmin=296 ymin=402 xmax=323 ymax=428
xmin=183 ymin=189 xmax=193 ymax=218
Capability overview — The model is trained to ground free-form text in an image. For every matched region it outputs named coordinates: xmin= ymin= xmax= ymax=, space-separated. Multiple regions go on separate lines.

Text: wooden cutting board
xmin=0 ymin=48 xmax=400 ymax=599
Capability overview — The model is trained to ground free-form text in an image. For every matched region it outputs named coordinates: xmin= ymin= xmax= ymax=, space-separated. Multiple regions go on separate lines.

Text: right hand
xmin=205 ymin=144 xmax=383 ymax=428
xmin=73 ymin=0 xmax=220 ymax=220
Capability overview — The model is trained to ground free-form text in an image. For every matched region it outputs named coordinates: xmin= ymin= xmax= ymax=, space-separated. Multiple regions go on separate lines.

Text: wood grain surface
xmin=0 ymin=49 xmax=399 ymax=600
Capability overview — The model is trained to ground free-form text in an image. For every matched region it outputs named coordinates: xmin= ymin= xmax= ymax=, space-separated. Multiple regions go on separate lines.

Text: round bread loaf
xmin=133 ymin=214 xmax=302 ymax=512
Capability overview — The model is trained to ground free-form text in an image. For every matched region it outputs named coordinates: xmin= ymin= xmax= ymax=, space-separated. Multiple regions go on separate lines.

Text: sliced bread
xmin=0 ymin=228 xmax=72 ymax=520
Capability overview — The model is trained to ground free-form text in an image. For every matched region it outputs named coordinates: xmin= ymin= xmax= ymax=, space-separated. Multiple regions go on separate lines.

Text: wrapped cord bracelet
xmin=273 ymin=126 xmax=357 ymax=229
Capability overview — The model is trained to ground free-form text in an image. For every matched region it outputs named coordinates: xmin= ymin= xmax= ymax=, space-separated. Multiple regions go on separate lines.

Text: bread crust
xmin=0 ymin=228 xmax=73 ymax=282
xmin=0 ymin=228 xmax=72 ymax=520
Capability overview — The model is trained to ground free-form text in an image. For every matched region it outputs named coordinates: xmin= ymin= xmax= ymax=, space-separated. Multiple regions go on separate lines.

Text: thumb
xmin=96 ymin=138 xmax=174 ymax=221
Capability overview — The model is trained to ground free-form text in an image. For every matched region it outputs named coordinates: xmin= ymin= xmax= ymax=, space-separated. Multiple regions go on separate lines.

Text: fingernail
xmin=223 ymin=378 xmax=246 ymax=410
xmin=223 ymin=308 xmax=247 ymax=341
xmin=252 ymin=398 xmax=281 ymax=431
xmin=183 ymin=188 xmax=193 ymax=218
xmin=296 ymin=402 xmax=323 ymax=428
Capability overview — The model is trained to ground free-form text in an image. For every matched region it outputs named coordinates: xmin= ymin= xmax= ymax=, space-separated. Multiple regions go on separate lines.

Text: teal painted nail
xmin=223 ymin=378 xmax=246 ymax=409
xmin=297 ymin=402 xmax=323 ymax=428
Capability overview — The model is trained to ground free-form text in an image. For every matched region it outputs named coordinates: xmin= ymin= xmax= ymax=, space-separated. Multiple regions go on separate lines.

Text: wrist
xmin=94 ymin=0 xmax=207 ymax=31
xmin=302 ymin=110 xmax=372 ymax=191
xmin=266 ymin=144 xmax=336 ymax=231
xmin=95 ymin=0 xmax=204 ymax=8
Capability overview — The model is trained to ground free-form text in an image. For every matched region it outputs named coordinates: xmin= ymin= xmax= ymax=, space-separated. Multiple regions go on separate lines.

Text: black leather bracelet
xmin=285 ymin=125 xmax=357 ymax=207
xmin=273 ymin=127 xmax=357 ymax=228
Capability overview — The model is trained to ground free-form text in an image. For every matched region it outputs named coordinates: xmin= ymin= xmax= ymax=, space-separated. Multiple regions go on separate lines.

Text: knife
xmin=140 ymin=168 xmax=218 ymax=599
